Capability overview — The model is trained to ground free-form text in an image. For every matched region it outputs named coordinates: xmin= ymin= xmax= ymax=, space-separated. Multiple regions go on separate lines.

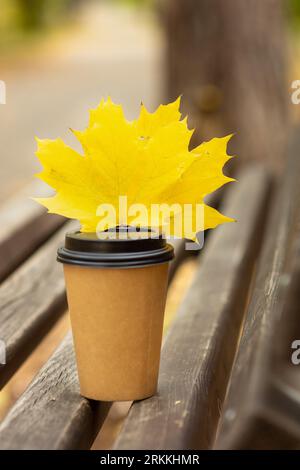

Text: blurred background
xmin=0 ymin=0 xmax=299 ymax=446
xmin=0 ymin=0 xmax=299 ymax=203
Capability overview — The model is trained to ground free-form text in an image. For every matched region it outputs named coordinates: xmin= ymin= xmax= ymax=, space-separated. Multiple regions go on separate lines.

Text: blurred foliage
xmin=15 ymin=0 xmax=81 ymax=31
xmin=0 ymin=0 xmax=153 ymax=47
xmin=288 ymin=0 xmax=300 ymax=27
xmin=0 ymin=0 xmax=81 ymax=47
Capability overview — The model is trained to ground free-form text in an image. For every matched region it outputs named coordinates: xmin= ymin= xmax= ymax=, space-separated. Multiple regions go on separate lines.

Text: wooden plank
xmin=168 ymin=192 xmax=222 ymax=282
xmin=168 ymin=239 xmax=186 ymax=282
xmin=214 ymin=134 xmax=300 ymax=449
xmin=0 ymin=333 xmax=111 ymax=450
xmin=0 ymin=226 xmax=188 ymax=448
xmin=0 ymin=221 xmax=76 ymax=389
xmin=0 ymin=182 xmax=64 ymax=282
xmin=114 ymin=165 xmax=272 ymax=450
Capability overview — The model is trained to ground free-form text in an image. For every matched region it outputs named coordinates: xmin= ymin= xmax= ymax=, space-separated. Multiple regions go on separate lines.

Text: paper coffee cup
xmin=57 ymin=228 xmax=174 ymax=401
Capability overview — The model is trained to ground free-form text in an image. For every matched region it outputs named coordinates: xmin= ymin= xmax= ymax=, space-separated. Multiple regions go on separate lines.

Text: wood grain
xmin=0 ymin=182 xmax=64 ymax=282
xmin=0 ymin=225 xmax=188 ymax=448
xmin=168 ymin=192 xmax=222 ymax=282
xmin=168 ymin=239 xmax=186 ymax=282
xmin=114 ymin=166 xmax=271 ymax=450
xmin=0 ymin=221 xmax=76 ymax=389
xmin=214 ymin=133 xmax=300 ymax=449
xmin=0 ymin=333 xmax=111 ymax=450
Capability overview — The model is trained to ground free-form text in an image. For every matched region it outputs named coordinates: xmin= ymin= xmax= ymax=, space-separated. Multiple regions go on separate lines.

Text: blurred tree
xmin=163 ymin=0 xmax=288 ymax=175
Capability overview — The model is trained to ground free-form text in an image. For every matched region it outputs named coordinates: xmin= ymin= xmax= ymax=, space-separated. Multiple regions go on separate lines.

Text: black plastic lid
xmin=57 ymin=227 xmax=174 ymax=268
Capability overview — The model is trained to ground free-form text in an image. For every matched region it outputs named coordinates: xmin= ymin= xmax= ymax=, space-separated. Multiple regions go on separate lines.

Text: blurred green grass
xmin=289 ymin=0 xmax=300 ymax=26
xmin=1 ymin=0 xmax=299 ymax=58
xmin=0 ymin=0 xmax=154 ymax=53
xmin=0 ymin=0 xmax=80 ymax=51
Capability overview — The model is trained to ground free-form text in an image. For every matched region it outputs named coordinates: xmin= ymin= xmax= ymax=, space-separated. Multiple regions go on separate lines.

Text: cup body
xmin=58 ymin=229 xmax=174 ymax=401
xmin=63 ymin=262 xmax=169 ymax=401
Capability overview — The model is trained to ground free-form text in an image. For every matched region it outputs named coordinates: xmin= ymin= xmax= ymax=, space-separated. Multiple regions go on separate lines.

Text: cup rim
xmin=57 ymin=228 xmax=175 ymax=268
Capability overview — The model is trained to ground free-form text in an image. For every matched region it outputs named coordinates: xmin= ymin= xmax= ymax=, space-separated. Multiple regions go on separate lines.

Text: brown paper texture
xmin=63 ymin=263 xmax=169 ymax=401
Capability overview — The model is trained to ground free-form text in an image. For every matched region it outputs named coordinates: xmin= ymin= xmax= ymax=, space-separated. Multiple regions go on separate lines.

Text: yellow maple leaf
xmin=34 ymin=97 xmax=235 ymax=240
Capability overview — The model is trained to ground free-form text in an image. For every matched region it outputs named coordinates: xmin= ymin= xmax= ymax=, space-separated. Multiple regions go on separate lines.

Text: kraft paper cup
xmin=57 ymin=227 xmax=174 ymax=401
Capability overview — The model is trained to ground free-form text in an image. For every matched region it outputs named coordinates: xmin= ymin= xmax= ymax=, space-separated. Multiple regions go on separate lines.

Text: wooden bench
xmin=0 ymin=133 xmax=299 ymax=450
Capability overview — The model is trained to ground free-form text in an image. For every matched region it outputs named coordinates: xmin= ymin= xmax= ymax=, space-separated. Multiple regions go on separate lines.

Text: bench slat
xmin=214 ymin=134 xmax=300 ymax=449
xmin=0 ymin=225 xmax=188 ymax=448
xmin=0 ymin=333 xmax=111 ymax=450
xmin=0 ymin=221 xmax=76 ymax=388
xmin=168 ymin=239 xmax=186 ymax=281
xmin=114 ymin=166 xmax=271 ymax=450
xmin=0 ymin=182 xmax=65 ymax=283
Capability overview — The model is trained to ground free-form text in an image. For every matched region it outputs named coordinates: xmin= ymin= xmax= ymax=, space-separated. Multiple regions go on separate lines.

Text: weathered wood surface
xmin=0 ymin=333 xmax=111 ymax=450
xmin=168 ymin=192 xmax=221 ymax=281
xmin=114 ymin=166 xmax=271 ymax=450
xmin=0 ymin=224 xmax=188 ymax=448
xmin=214 ymin=135 xmax=300 ymax=449
xmin=0 ymin=221 xmax=76 ymax=389
xmin=168 ymin=239 xmax=186 ymax=282
xmin=0 ymin=182 xmax=64 ymax=282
